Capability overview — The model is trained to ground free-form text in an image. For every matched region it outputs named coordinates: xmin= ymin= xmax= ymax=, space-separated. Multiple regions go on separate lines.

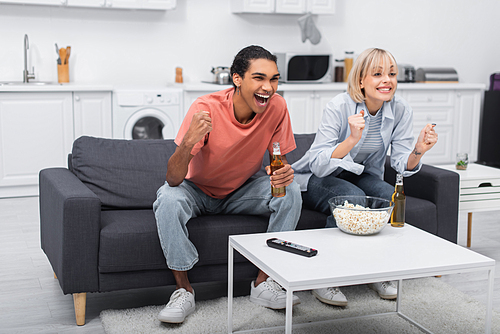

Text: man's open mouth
xmin=255 ymin=93 xmax=270 ymax=106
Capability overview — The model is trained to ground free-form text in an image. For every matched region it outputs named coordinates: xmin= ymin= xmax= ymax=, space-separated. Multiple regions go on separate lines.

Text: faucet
xmin=23 ymin=34 xmax=35 ymax=83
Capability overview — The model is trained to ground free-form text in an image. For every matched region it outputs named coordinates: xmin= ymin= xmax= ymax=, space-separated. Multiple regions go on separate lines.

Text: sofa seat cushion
xmin=71 ymin=136 xmax=176 ymax=209
xmin=99 ymin=210 xmax=271 ymax=274
xmin=99 ymin=210 xmax=167 ymax=273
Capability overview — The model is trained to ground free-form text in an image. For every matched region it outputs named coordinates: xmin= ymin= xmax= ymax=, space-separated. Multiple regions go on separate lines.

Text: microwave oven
xmin=275 ymin=53 xmax=332 ymax=83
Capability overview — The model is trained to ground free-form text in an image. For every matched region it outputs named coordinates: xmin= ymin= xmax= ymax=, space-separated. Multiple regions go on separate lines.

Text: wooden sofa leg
xmin=53 ymin=272 xmax=57 ymax=279
xmin=73 ymin=293 xmax=87 ymax=326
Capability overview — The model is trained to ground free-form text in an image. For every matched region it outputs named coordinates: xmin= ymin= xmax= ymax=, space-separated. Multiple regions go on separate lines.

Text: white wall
xmin=0 ymin=0 xmax=498 ymax=86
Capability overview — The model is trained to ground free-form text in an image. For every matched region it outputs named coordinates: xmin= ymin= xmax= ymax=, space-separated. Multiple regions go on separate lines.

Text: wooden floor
xmin=0 ymin=196 xmax=499 ymax=333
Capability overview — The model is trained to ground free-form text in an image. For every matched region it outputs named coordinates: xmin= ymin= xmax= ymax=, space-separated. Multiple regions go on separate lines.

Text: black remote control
xmin=266 ymin=238 xmax=318 ymax=257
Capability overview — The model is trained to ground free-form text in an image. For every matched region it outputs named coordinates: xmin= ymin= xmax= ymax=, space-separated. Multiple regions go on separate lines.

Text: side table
xmin=437 ymin=163 xmax=500 ymax=247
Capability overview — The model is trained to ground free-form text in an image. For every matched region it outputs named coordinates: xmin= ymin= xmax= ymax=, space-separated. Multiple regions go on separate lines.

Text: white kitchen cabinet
xmin=454 ymin=90 xmax=483 ymax=164
xmin=0 ymin=92 xmax=73 ymax=198
xmin=141 ymin=0 xmax=176 ymax=10
xmin=66 ymin=0 xmax=107 ymax=7
xmin=282 ymin=89 xmax=343 ymax=133
xmin=307 ymin=0 xmax=335 ymax=14
xmin=0 ymin=0 xmax=60 ymax=4
xmin=400 ymin=88 xmax=483 ymax=165
xmin=231 ymin=0 xmax=274 ymax=13
xmin=73 ymin=91 xmax=112 ymax=139
xmin=231 ymin=0 xmax=335 ymax=14
xmin=400 ymin=89 xmax=457 ymax=165
xmin=0 ymin=0 xmax=176 ymax=10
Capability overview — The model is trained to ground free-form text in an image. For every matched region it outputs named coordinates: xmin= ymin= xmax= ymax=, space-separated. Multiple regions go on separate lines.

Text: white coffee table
xmin=437 ymin=163 xmax=500 ymax=247
xmin=227 ymin=225 xmax=495 ymax=334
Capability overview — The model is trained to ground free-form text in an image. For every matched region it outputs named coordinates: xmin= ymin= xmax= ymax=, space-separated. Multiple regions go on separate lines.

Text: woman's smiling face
xmin=360 ymin=60 xmax=398 ymax=113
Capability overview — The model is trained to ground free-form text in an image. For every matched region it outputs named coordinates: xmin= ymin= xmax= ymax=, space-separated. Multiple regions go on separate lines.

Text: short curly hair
xmin=347 ymin=48 xmax=399 ymax=103
xmin=230 ymin=45 xmax=277 ymax=88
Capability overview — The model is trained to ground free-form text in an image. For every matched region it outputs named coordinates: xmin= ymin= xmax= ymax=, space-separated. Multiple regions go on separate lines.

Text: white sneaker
xmin=312 ymin=287 xmax=348 ymax=306
xmin=250 ymin=277 xmax=300 ymax=309
xmin=158 ymin=288 xmax=195 ymax=323
xmin=368 ymin=281 xmax=398 ymax=300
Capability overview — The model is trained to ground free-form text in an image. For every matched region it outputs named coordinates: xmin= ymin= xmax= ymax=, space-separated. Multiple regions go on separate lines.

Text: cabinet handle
xmin=310 ymin=94 xmax=315 ymax=99
xmin=75 ymin=96 xmax=80 ymax=102
xmin=61 ymin=0 xmax=67 ymax=4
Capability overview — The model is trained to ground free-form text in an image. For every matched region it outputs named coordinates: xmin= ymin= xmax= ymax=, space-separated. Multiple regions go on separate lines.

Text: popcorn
xmin=333 ymin=200 xmax=390 ymax=235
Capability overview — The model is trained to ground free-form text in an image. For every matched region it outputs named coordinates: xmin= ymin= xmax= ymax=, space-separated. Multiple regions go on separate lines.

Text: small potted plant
xmin=456 ymin=153 xmax=468 ymax=170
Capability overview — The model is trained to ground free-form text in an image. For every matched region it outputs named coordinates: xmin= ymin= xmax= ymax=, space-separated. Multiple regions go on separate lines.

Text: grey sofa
xmin=39 ymin=134 xmax=459 ymax=325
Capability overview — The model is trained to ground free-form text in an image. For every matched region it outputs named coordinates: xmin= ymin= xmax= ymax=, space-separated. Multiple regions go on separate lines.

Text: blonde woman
xmin=293 ymin=48 xmax=437 ymax=306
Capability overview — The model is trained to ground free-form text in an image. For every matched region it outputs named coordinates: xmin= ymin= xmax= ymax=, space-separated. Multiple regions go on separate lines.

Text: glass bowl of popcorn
xmin=328 ymin=196 xmax=394 ymax=235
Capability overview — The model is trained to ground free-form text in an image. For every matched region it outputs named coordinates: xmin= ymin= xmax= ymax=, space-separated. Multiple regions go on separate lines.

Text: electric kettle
xmin=211 ymin=66 xmax=231 ymax=85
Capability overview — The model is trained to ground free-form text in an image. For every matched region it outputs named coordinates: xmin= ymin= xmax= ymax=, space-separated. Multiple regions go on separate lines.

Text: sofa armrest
xmin=39 ymin=168 xmax=101 ymax=294
xmin=384 ymin=159 xmax=460 ymax=243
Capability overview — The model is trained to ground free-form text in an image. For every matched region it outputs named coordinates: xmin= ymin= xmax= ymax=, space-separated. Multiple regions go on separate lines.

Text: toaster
xmin=415 ymin=68 xmax=459 ymax=83
xmin=397 ymin=64 xmax=416 ymax=83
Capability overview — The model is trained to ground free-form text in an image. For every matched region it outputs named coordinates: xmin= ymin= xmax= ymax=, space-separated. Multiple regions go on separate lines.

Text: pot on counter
xmin=211 ymin=66 xmax=231 ymax=85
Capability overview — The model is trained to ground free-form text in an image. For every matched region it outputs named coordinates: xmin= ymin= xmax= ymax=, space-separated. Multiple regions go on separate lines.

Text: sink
xmin=0 ymin=81 xmax=59 ymax=86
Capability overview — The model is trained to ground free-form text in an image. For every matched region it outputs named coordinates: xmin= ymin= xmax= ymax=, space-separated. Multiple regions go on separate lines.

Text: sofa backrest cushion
xmin=71 ymin=136 xmax=176 ymax=209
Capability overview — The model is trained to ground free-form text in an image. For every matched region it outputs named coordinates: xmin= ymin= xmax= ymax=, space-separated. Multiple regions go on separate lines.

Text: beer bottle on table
xmin=391 ymin=173 xmax=406 ymax=227
xmin=270 ymin=142 xmax=286 ymax=198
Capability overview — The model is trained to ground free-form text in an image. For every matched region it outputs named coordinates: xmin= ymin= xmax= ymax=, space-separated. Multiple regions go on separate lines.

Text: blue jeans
xmin=302 ymin=171 xmax=394 ymax=228
xmin=153 ymin=176 xmax=302 ymax=271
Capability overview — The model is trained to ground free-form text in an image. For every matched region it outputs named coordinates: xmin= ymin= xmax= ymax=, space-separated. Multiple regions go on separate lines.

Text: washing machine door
xmin=124 ymin=108 xmax=176 ymax=140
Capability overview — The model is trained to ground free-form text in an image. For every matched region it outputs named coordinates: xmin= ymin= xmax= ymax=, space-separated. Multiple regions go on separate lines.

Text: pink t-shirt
xmin=175 ymin=88 xmax=296 ymax=199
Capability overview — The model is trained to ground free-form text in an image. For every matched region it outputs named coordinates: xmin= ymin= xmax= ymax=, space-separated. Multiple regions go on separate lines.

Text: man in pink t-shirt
xmin=153 ymin=46 xmax=302 ymax=324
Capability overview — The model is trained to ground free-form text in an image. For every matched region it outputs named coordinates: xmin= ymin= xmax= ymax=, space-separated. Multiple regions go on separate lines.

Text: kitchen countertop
xmin=0 ymin=82 xmax=485 ymax=92
xmin=182 ymin=82 xmax=486 ymax=91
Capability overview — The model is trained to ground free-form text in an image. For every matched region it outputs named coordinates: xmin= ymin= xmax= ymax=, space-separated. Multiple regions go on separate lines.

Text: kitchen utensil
xmin=55 ymin=43 xmax=61 ymax=65
xmin=59 ymin=48 xmax=67 ymax=66
xmin=65 ymin=46 xmax=71 ymax=64
xmin=211 ymin=66 xmax=231 ymax=85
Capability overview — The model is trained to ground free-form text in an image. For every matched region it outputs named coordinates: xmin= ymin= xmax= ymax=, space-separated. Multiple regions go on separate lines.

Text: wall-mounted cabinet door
xmin=0 ymin=0 xmax=176 ymax=9
xmin=73 ymin=91 xmax=112 ymax=139
xmin=276 ymin=0 xmax=305 ymax=14
xmin=308 ymin=0 xmax=335 ymax=14
xmin=231 ymin=0 xmax=275 ymax=13
xmin=0 ymin=92 xmax=73 ymax=197
xmin=0 ymin=0 xmax=61 ymax=4
xmin=66 ymin=0 xmax=106 ymax=7
xmin=141 ymin=0 xmax=176 ymax=10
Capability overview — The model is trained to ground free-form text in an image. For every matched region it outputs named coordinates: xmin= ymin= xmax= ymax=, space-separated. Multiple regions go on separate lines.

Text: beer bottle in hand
xmin=270 ymin=142 xmax=286 ymax=198
xmin=391 ymin=173 xmax=406 ymax=227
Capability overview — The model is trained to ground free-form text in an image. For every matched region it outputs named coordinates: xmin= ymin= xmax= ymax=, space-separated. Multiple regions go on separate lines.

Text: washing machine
xmin=112 ymin=87 xmax=183 ymax=140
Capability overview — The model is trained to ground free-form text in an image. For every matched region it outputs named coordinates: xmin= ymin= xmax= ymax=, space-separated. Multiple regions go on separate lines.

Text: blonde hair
xmin=347 ymin=48 xmax=398 ymax=103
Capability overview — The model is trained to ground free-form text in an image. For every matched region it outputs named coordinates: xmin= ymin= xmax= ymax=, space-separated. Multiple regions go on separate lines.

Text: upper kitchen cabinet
xmin=231 ymin=0 xmax=335 ymax=14
xmin=0 ymin=0 xmax=176 ymax=10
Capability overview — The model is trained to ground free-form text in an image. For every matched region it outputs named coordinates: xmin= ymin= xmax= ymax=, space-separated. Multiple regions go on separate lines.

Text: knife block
xmin=57 ymin=64 xmax=69 ymax=83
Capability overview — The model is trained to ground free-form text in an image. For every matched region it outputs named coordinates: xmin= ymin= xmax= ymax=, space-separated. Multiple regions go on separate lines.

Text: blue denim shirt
xmin=292 ymin=92 xmax=421 ymax=191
